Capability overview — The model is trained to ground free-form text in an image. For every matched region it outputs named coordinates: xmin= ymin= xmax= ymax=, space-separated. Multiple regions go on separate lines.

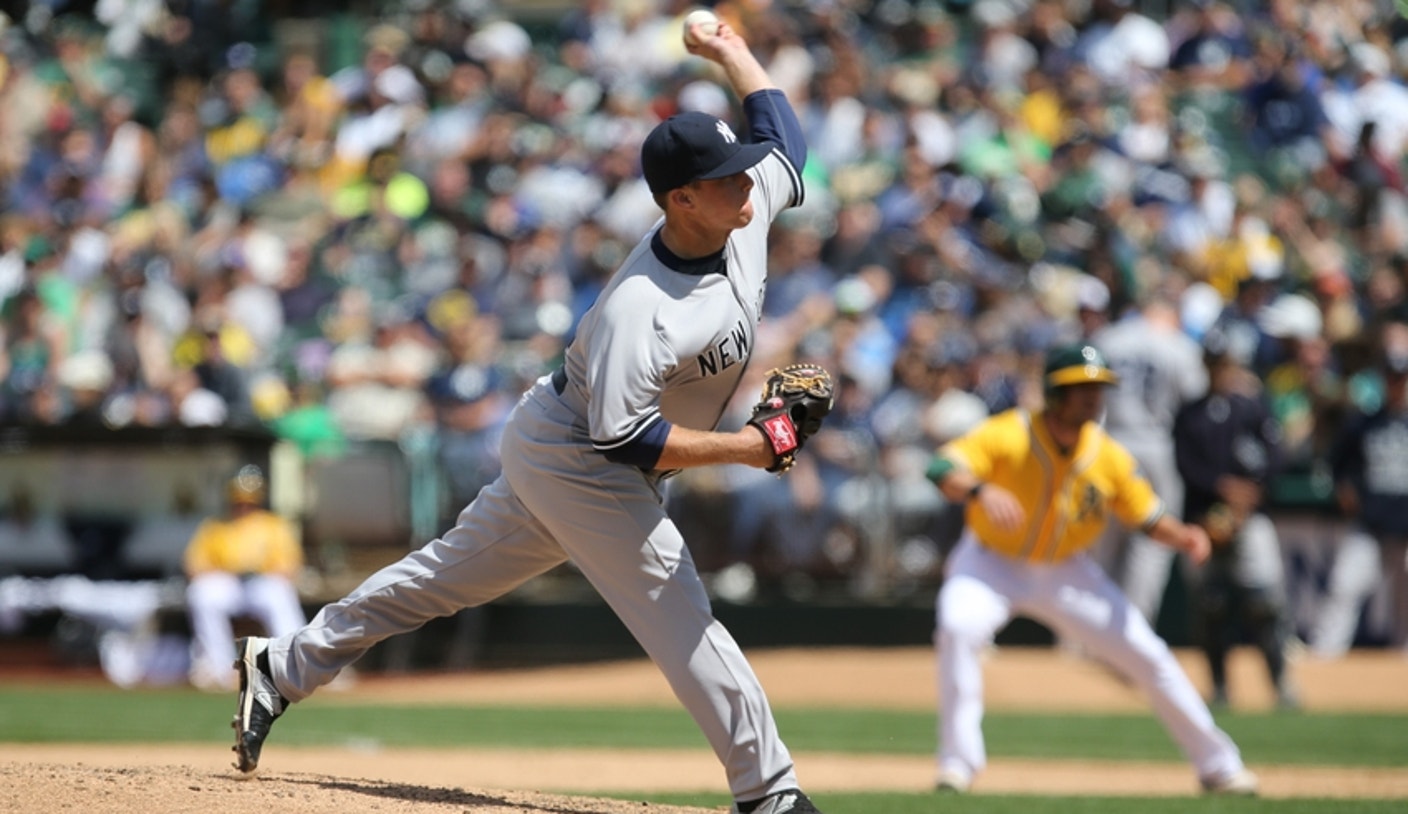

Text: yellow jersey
xmin=184 ymin=510 xmax=303 ymax=578
xmin=938 ymin=409 xmax=1164 ymax=562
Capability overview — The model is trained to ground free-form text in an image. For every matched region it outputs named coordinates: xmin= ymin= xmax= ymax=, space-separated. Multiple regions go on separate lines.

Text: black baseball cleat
xmin=231 ymin=636 xmax=288 ymax=773
xmin=732 ymin=788 xmax=823 ymax=813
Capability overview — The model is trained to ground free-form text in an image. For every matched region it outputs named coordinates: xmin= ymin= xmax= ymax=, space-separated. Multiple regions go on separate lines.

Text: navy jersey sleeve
xmin=742 ymin=89 xmax=806 ymax=175
xmin=601 ymin=418 xmax=671 ymax=468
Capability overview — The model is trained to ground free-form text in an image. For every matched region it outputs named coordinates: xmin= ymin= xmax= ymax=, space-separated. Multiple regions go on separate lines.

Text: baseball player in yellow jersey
xmin=184 ymin=466 xmax=306 ymax=690
xmin=926 ymin=343 xmax=1259 ymax=796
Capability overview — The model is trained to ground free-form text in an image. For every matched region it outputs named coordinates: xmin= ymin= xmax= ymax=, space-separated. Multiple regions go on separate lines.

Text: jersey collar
xmin=650 ymin=230 xmax=727 ymax=276
xmin=1032 ymin=409 xmax=1097 ymax=460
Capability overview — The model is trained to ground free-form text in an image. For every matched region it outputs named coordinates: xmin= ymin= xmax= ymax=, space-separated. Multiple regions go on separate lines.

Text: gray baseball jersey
xmin=1094 ymin=316 xmax=1208 ymax=448
xmin=263 ymin=142 xmax=806 ymax=803
xmin=1091 ymin=314 xmax=1207 ymax=620
xmin=558 ymin=146 xmax=800 ymax=456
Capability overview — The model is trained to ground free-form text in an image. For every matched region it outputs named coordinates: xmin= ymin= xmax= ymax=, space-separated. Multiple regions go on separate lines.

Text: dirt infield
xmin=3 ymin=646 xmax=1405 ymax=813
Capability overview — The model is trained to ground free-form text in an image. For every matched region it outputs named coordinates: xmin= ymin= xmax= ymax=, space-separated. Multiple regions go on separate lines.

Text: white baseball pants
xmin=187 ymin=572 xmax=306 ymax=685
xmin=935 ymin=534 xmax=1246 ymax=786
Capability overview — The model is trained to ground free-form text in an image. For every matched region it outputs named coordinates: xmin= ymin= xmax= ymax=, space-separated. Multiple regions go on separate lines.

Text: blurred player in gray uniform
xmin=1092 ymin=293 xmax=1208 ymax=622
xmin=230 ymin=21 xmax=824 ymax=814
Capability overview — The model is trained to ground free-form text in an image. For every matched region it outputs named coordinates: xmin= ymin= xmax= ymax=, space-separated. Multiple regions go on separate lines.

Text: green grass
xmin=0 ymin=685 xmax=1403 ymax=769
xmin=2 ymin=686 xmax=1402 ymax=810
xmin=627 ymin=792 xmax=1408 ymax=813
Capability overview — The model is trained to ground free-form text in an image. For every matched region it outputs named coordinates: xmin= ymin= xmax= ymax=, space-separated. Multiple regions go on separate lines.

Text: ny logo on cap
xmin=716 ymin=120 xmax=738 ymax=144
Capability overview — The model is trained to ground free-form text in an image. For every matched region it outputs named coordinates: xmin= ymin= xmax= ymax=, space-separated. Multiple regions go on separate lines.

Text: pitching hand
xmin=682 ymin=18 xmax=750 ymax=63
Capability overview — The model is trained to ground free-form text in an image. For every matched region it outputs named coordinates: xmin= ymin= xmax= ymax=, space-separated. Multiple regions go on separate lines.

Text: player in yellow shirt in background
xmin=926 ymin=343 xmax=1258 ymax=796
xmin=184 ymin=466 xmax=306 ymax=690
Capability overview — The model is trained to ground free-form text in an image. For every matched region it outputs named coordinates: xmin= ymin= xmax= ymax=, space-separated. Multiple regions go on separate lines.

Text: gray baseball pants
xmin=262 ymin=382 xmax=798 ymax=801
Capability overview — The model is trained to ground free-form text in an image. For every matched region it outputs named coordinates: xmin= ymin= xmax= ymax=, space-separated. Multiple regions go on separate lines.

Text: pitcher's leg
xmin=500 ymin=410 xmax=812 ymax=802
xmin=267 ymin=475 xmax=567 ymax=701
xmin=567 ymin=516 xmax=797 ymax=801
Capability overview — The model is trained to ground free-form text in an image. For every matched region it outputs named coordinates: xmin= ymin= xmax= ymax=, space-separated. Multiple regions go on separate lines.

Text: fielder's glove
xmin=1201 ymin=503 xmax=1242 ymax=548
xmin=747 ymin=363 xmax=835 ymax=473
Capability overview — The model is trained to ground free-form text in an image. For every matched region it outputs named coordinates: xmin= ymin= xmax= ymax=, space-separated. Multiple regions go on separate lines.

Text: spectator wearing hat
xmin=1314 ymin=338 xmax=1408 ymax=657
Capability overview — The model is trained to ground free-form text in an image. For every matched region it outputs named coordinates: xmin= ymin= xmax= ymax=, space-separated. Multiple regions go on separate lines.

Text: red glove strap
xmin=757 ymin=414 xmax=799 ymax=456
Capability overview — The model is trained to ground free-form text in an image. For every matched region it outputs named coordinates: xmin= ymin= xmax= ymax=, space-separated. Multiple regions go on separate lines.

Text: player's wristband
xmin=926 ymin=456 xmax=956 ymax=483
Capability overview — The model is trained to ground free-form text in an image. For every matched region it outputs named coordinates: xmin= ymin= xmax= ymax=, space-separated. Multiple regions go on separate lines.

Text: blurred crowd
xmin=1 ymin=0 xmax=1407 ymax=644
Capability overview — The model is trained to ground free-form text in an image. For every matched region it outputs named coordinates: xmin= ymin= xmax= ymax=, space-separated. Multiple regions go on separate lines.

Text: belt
xmin=551 ymin=366 xmax=567 ymax=395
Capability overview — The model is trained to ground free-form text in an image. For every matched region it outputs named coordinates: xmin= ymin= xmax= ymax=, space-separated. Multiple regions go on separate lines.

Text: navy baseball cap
xmin=640 ymin=111 xmax=773 ymax=195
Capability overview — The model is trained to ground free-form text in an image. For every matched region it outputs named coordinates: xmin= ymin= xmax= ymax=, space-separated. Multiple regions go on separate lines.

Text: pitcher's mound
xmin=0 ymin=762 xmax=722 ymax=814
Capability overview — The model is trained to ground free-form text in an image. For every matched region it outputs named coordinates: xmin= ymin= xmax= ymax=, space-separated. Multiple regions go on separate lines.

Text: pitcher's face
xmin=687 ymin=172 xmax=755 ymax=230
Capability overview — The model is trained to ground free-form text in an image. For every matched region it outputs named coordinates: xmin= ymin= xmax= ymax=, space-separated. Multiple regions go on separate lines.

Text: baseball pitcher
xmin=229 ymin=18 xmax=831 ymax=814
xmin=926 ymin=343 xmax=1257 ymax=796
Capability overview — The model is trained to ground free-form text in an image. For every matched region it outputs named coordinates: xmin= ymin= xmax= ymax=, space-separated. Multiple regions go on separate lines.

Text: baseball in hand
xmin=682 ymin=8 xmax=719 ymax=46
